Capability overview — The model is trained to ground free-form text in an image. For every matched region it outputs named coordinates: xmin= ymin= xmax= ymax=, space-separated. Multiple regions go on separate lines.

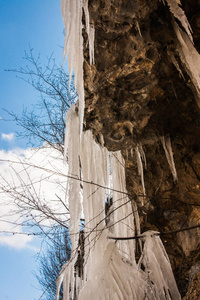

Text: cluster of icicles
xmin=56 ymin=0 xmax=200 ymax=298
xmin=56 ymin=104 xmax=180 ymax=300
xmin=61 ymin=0 xmax=95 ymax=134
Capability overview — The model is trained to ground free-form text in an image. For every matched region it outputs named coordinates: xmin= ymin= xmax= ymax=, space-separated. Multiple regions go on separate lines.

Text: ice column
xmin=57 ymin=104 xmax=181 ymax=299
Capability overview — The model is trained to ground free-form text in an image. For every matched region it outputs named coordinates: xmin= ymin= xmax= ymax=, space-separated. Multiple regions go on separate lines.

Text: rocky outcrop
xmin=83 ymin=0 xmax=200 ymax=297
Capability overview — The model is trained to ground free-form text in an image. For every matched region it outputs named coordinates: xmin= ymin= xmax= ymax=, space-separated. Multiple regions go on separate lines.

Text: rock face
xmin=83 ymin=0 xmax=200 ymax=297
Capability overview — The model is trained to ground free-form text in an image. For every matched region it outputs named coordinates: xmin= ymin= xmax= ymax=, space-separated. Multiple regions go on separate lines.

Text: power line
xmin=108 ymin=224 xmax=200 ymax=240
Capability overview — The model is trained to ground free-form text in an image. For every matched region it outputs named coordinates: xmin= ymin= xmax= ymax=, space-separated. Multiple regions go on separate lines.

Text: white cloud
xmin=1 ymin=132 xmax=14 ymax=141
xmin=0 ymin=233 xmax=35 ymax=250
xmin=0 ymin=146 xmax=68 ymax=250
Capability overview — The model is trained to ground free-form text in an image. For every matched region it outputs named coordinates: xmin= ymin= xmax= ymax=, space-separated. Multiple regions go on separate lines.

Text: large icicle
xmin=138 ymin=231 xmax=181 ymax=300
xmin=58 ymin=105 xmax=110 ymax=299
xmin=110 ymin=151 xmax=138 ymax=261
xmin=80 ymin=130 xmax=110 ymax=284
xmin=61 ymin=0 xmax=95 ymax=134
xmin=173 ymin=21 xmax=200 ymax=108
xmin=83 ymin=2 xmax=95 ymax=65
xmin=163 ymin=0 xmax=200 ymax=107
xmin=63 ymin=104 xmax=82 ymax=300
xmin=64 ymin=104 xmax=81 ymax=251
xmin=164 ymin=0 xmax=193 ymax=42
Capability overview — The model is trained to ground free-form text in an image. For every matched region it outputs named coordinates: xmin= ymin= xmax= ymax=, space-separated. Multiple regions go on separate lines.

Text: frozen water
xmin=174 ymin=21 xmax=200 ymax=108
xmin=61 ymin=0 xmax=95 ymax=134
xmin=58 ymin=1 xmax=182 ymax=298
xmin=165 ymin=0 xmax=193 ymax=42
xmin=57 ymin=107 xmax=180 ymax=300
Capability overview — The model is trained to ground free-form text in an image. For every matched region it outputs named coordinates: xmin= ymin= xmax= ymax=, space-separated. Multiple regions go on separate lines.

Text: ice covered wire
xmin=61 ymin=0 xmax=95 ymax=135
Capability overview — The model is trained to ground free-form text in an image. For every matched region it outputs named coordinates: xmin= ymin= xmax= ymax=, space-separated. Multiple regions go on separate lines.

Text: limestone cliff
xmin=83 ymin=0 xmax=200 ymax=297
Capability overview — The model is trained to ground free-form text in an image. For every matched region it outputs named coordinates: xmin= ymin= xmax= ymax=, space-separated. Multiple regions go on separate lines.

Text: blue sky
xmin=0 ymin=0 xmax=65 ymax=149
xmin=0 ymin=243 xmax=41 ymax=300
xmin=0 ymin=1 xmax=67 ymax=299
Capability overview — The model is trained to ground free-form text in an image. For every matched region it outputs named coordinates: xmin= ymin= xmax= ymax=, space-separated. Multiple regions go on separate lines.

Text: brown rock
xmin=83 ymin=0 xmax=200 ymax=296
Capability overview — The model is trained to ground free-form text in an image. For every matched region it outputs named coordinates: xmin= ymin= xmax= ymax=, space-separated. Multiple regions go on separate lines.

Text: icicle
xmin=164 ymin=0 xmax=193 ymax=43
xmin=81 ymin=129 xmax=109 ymax=234
xmin=62 ymin=266 xmax=71 ymax=300
xmin=61 ymin=0 xmax=95 ymax=135
xmin=61 ymin=0 xmax=84 ymax=135
xmin=56 ymin=262 xmax=71 ymax=300
xmin=138 ymin=144 xmax=147 ymax=169
xmin=83 ymin=1 xmax=95 ymax=65
xmin=173 ymin=21 xmax=200 ymax=108
xmin=135 ymin=145 xmax=146 ymax=205
xmin=89 ymin=24 xmax=95 ymax=65
xmin=139 ymin=231 xmax=181 ymax=300
xmin=64 ymin=104 xmax=81 ymax=251
xmin=56 ymin=104 xmax=82 ymax=300
xmin=163 ymin=0 xmax=200 ymax=108
xmin=110 ymin=151 xmax=137 ymax=260
xmin=80 ymin=130 xmax=110 ymax=283
xmin=161 ymin=135 xmax=178 ymax=182
xmin=56 ymin=271 xmax=64 ymax=300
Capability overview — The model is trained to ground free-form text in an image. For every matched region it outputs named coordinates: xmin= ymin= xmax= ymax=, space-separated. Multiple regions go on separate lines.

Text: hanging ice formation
xmin=56 ymin=105 xmax=180 ymax=300
xmin=56 ymin=0 xmax=188 ymax=299
xmin=162 ymin=0 xmax=200 ymax=108
xmin=61 ymin=0 xmax=94 ymax=134
xmin=173 ymin=21 xmax=200 ymax=108
xmin=164 ymin=0 xmax=193 ymax=42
